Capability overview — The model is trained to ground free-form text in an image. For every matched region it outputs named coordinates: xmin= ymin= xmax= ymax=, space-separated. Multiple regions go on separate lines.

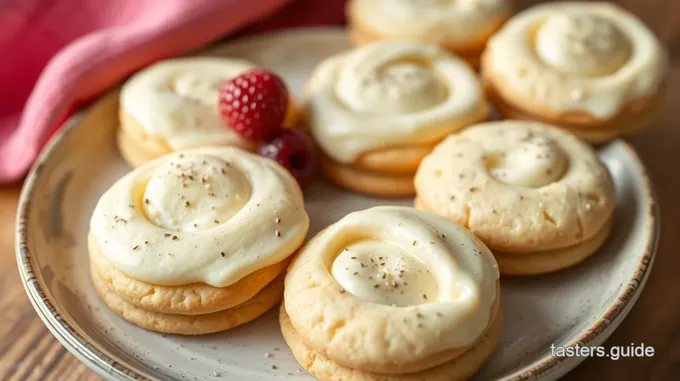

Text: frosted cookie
xmin=304 ymin=41 xmax=488 ymax=197
xmin=347 ymin=0 xmax=513 ymax=68
xmin=282 ymin=206 xmax=500 ymax=380
xmin=481 ymin=2 xmax=668 ymax=142
xmin=414 ymin=121 xmax=616 ymax=275
xmin=89 ymin=147 xmax=309 ymax=334
xmin=118 ymin=58 xmax=298 ymax=167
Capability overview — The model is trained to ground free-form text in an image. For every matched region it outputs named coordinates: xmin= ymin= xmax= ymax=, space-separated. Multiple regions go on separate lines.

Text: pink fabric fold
xmin=0 ymin=0 xmax=346 ymax=183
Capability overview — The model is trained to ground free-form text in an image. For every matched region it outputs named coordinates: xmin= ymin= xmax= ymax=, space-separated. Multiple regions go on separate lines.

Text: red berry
xmin=218 ymin=69 xmax=289 ymax=140
xmin=258 ymin=129 xmax=318 ymax=189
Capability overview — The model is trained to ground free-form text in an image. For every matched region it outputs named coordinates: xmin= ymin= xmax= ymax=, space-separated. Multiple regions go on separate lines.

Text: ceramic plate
xmin=17 ymin=29 xmax=658 ymax=381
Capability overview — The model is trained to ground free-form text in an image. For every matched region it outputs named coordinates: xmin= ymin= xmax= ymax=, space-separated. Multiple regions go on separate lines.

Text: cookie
xmin=481 ymin=2 xmax=668 ymax=142
xmin=304 ymin=41 xmax=488 ymax=197
xmin=118 ymin=57 xmax=298 ymax=167
xmin=347 ymin=0 xmax=512 ymax=68
xmin=92 ymin=266 xmax=284 ymax=335
xmin=492 ymin=219 xmax=613 ymax=276
xmin=414 ymin=120 xmax=616 ymax=275
xmin=280 ymin=305 xmax=502 ymax=381
xmin=89 ymin=148 xmax=309 ymax=334
xmin=320 ymin=155 xmax=417 ymax=197
xmin=283 ymin=206 xmax=500 ymax=377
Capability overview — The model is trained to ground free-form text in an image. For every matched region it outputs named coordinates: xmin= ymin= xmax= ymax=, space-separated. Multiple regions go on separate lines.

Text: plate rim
xmin=15 ymin=27 xmax=660 ymax=381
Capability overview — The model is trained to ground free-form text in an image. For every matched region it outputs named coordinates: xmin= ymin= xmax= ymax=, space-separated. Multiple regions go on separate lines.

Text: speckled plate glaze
xmin=17 ymin=29 xmax=658 ymax=381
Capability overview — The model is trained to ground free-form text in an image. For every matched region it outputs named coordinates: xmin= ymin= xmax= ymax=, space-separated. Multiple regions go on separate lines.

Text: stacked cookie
xmin=414 ymin=121 xmax=615 ymax=275
xmin=89 ymin=148 xmax=309 ymax=334
xmin=481 ymin=2 xmax=667 ymax=142
xmin=281 ymin=207 xmax=501 ymax=381
xmin=117 ymin=57 xmax=299 ymax=168
xmin=304 ymin=40 xmax=489 ymax=197
xmin=347 ymin=0 xmax=513 ymax=68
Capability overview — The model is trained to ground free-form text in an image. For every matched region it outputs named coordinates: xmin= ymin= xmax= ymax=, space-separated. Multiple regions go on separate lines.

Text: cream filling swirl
xmin=90 ymin=148 xmax=309 ymax=287
xmin=350 ymin=0 xmax=511 ymax=44
xmin=486 ymin=133 xmax=568 ymax=187
xmin=535 ymin=13 xmax=631 ymax=77
xmin=331 ymin=240 xmax=440 ymax=306
xmin=485 ymin=2 xmax=667 ymax=119
xmin=120 ymin=58 xmax=255 ymax=149
xmin=142 ymin=154 xmax=252 ymax=232
xmin=306 ymin=41 xmax=486 ymax=164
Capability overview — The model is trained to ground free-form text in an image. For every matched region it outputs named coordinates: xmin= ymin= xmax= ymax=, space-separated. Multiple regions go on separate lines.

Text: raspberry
xmin=258 ymin=129 xmax=318 ymax=189
xmin=218 ymin=69 xmax=288 ymax=140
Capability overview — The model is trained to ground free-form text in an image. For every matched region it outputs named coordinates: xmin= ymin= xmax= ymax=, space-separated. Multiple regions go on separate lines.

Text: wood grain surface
xmin=1 ymin=1 xmax=679 ymax=379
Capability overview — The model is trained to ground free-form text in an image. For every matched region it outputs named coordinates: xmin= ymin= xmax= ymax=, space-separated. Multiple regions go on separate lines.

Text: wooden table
xmin=1 ymin=1 xmax=679 ymax=379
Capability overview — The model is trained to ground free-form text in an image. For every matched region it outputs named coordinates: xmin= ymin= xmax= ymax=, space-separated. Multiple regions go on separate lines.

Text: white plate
xmin=17 ymin=28 xmax=658 ymax=381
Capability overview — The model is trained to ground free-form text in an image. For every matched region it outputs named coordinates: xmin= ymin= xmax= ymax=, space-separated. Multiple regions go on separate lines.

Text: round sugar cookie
xmin=414 ymin=120 xmax=615 ymax=274
xmin=347 ymin=0 xmax=512 ymax=68
xmin=481 ymin=2 xmax=667 ymax=141
xmin=414 ymin=120 xmax=615 ymax=253
xmin=304 ymin=40 xmax=488 ymax=196
xmin=284 ymin=206 xmax=500 ymax=374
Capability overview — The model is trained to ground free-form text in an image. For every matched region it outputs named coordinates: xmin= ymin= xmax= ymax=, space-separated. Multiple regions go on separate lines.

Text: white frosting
xmin=534 ymin=13 xmax=631 ymax=76
xmin=120 ymin=58 xmax=255 ymax=149
xmin=485 ymin=2 xmax=668 ymax=119
xmin=487 ymin=134 xmax=568 ymax=187
xmin=143 ymin=155 xmax=251 ymax=232
xmin=90 ymin=148 xmax=309 ymax=287
xmin=331 ymin=240 xmax=440 ymax=306
xmin=293 ymin=206 xmax=499 ymax=347
xmin=306 ymin=41 xmax=487 ymax=164
xmin=350 ymin=0 xmax=511 ymax=45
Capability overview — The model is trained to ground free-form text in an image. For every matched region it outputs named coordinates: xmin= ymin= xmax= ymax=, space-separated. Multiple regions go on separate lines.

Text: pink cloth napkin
xmin=0 ymin=0 xmax=346 ymax=183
